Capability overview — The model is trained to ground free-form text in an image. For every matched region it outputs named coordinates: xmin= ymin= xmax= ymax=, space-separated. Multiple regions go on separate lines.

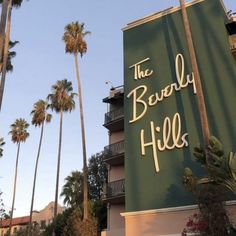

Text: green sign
xmin=124 ymin=0 xmax=236 ymax=212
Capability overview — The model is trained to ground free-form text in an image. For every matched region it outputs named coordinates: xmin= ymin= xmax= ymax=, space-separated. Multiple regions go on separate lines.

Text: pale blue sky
xmin=0 ymin=0 xmax=235 ymax=217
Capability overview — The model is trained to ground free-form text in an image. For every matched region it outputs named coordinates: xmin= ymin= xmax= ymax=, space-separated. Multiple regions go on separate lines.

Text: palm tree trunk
xmin=9 ymin=142 xmax=20 ymax=236
xmin=28 ymin=122 xmax=45 ymax=236
xmin=74 ymin=53 xmax=88 ymax=220
xmin=0 ymin=0 xmax=8 ymax=69
xmin=179 ymin=0 xmax=210 ymax=163
xmin=0 ymin=0 xmax=12 ymax=111
xmin=53 ymin=109 xmax=63 ymax=234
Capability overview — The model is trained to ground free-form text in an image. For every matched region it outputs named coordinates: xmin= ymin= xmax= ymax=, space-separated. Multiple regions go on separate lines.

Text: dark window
xmin=40 ymin=220 xmax=46 ymax=229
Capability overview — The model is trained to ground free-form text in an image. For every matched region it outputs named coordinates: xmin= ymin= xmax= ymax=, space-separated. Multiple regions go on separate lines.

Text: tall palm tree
xmin=8 ymin=118 xmax=29 ymax=235
xmin=28 ymin=100 xmax=52 ymax=236
xmin=0 ymin=0 xmax=22 ymax=59
xmin=0 ymin=0 xmax=27 ymax=111
xmin=47 ymin=79 xmax=75 ymax=221
xmin=0 ymin=137 xmax=5 ymax=157
xmin=63 ymin=21 xmax=90 ymax=220
xmin=0 ymin=0 xmax=13 ymax=111
xmin=0 ymin=0 xmax=8 ymax=64
xmin=179 ymin=0 xmax=210 ymax=163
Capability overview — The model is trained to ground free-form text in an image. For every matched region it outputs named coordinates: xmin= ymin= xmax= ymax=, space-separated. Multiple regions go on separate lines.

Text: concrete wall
xmin=105 ymin=204 xmax=125 ymax=236
xmin=110 ymin=131 xmax=124 ymax=144
xmin=122 ymin=204 xmax=236 ymax=236
xmin=109 ymin=165 xmax=124 ymax=182
xmin=103 ymin=228 xmax=125 ymax=236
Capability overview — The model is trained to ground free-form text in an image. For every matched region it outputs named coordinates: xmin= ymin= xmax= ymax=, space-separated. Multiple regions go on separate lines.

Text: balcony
xmin=103 ymin=107 xmax=124 ymax=132
xmin=104 ymin=140 xmax=124 ymax=165
xmin=102 ymin=179 xmax=125 ymax=204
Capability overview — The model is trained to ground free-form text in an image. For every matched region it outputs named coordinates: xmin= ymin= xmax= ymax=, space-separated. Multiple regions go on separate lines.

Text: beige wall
xmin=122 ymin=204 xmax=236 ymax=236
xmin=32 ymin=202 xmax=64 ymax=227
xmin=101 ymin=228 xmax=125 ymax=236
xmin=109 ymin=165 xmax=124 ymax=182
xmin=110 ymin=131 xmax=124 ymax=144
xmin=0 ymin=225 xmax=28 ymax=236
xmin=106 ymin=204 xmax=125 ymax=236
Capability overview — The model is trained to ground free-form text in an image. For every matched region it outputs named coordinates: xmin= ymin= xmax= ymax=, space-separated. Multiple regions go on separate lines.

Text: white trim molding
xmin=121 ymin=200 xmax=236 ymax=217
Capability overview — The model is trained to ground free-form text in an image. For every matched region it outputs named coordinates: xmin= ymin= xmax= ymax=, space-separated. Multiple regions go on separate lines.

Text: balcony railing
xmin=103 ymin=179 xmax=125 ymax=199
xmin=104 ymin=140 xmax=124 ymax=160
xmin=104 ymin=107 xmax=124 ymax=125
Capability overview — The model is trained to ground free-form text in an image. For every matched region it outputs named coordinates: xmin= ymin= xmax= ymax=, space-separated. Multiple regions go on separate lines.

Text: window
xmin=40 ymin=220 xmax=46 ymax=229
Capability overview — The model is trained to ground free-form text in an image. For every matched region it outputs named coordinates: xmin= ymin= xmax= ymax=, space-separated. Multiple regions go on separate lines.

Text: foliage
xmin=182 ymin=213 xmax=208 ymax=236
xmin=0 ymin=137 xmax=5 ymax=157
xmin=0 ymin=0 xmax=26 ymax=8
xmin=88 ymin=152 xmax=108 ymax=200
xmin=63 ymin=208 xmax=97 ymax=236
xmin=183 ymin=136 xmax=236 ymax=194
xmin=31 ymin=99 xmax=52 ymax=126
xmin=14 ymin=224 xmax=40 ymax=236
xmin=197 ymin=184 xmax=233 ymax=236
xmin=63 ymin=22 xmax=91 ymax=57
xmin=90 ymin=200 xmax=107 ymax=232
xmin=9 ymin=118 xmax=29 ymax=144
xmin=58 ymin=153 xmax=107 ymax=232
xmin=42 ymin=208 xmax=74 ymax=236
xmin=0 ymin=191 xmax=7 ymax=220
xmin=0 ymin=40 xmax=19 ymax=73
xmin=47 ymin=79 xmax=76 ymax=113
xmin=183 ymin=136 xmax=236 ymax=236
xmin=0 ymin=40 xmax=18 ymax=71
xmin=61 ymin=152 xmax=107 ymax=204
xmin=43 ymin=208 xmax=97 ymax=236
xmin=61 ymin=171 xmax=83 ymax=207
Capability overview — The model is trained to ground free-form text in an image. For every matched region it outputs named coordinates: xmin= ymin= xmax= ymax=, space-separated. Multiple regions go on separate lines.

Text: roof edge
xmin=122 ymin=0 xmax=206 ymax=31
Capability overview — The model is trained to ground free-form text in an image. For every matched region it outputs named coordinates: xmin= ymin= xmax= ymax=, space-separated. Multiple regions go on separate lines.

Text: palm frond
xmin=47 ymin=79 xmax=76 ymax=113
xmin=9 ymin=118 xmax=30 ymax=144
xmin=63 ymin=21 xmax=90 ymax=56
xmin=0 ymin=138 xmax=5 ymax=158
xmin=31 ymin=99 xmax=52 ymax=127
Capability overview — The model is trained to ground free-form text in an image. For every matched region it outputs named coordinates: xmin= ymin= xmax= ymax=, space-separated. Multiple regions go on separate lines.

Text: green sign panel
xmin=124 ymin=0 xmax=236 ymax=212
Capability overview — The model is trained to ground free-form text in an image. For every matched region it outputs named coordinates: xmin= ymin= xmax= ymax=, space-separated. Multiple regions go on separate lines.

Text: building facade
xmin=0 ymin=216 xmax=30 ymax=236
xmin=0 ymin=202 xmax=64 ymax=236
xmin=32 ymin=201 xmax=65 ymax=231
xmin=103 ymin=0 xmax=236 ymax=235
xmin=102 ymin=87 xmax=125 ymax=236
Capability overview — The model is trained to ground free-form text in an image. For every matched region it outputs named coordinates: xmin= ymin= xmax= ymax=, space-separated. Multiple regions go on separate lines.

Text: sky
xmin=0 ymin=0 xmax=235 ymax=217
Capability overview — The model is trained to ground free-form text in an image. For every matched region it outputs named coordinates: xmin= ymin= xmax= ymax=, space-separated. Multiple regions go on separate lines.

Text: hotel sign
xmin=124 ymin=0 xmax=236 ymax=212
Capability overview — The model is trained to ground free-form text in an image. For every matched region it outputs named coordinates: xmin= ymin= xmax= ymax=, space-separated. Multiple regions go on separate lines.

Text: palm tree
xmin=0 ymin=137 xmax=5 ymax=157
xmin=8 ymin=118 xmax=29 ymax=235
xmin=0 ymin=0 xmax=8 ymax=64
xmin=179 ymin=0 xmax=210 ymax=163
xmin=28 ymin=100 xmax=52 ymax=236
xmin=0 ymin=0 xmax=27 ymax=111
xmin=47 ymin=79 xmax=75 ymax=221
xmin=0 ymin=40 xmax=18 ymax=112
xmin=60 ymin=171 xmax=84 ymax=208
xmin=0 ymin=0 xmax=13 ymax=111
xmin=63 ymin=21 xmax=90 ymax=220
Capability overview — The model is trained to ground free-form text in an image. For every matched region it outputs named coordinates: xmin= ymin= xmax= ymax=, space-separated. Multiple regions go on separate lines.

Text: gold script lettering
xmin=127 ymin=54 xmax=197 ymax=123
xmin=140 ymin=113 xmax=189 ymax=173
xmin=129 ymin=58 xmax=154 ymax=80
